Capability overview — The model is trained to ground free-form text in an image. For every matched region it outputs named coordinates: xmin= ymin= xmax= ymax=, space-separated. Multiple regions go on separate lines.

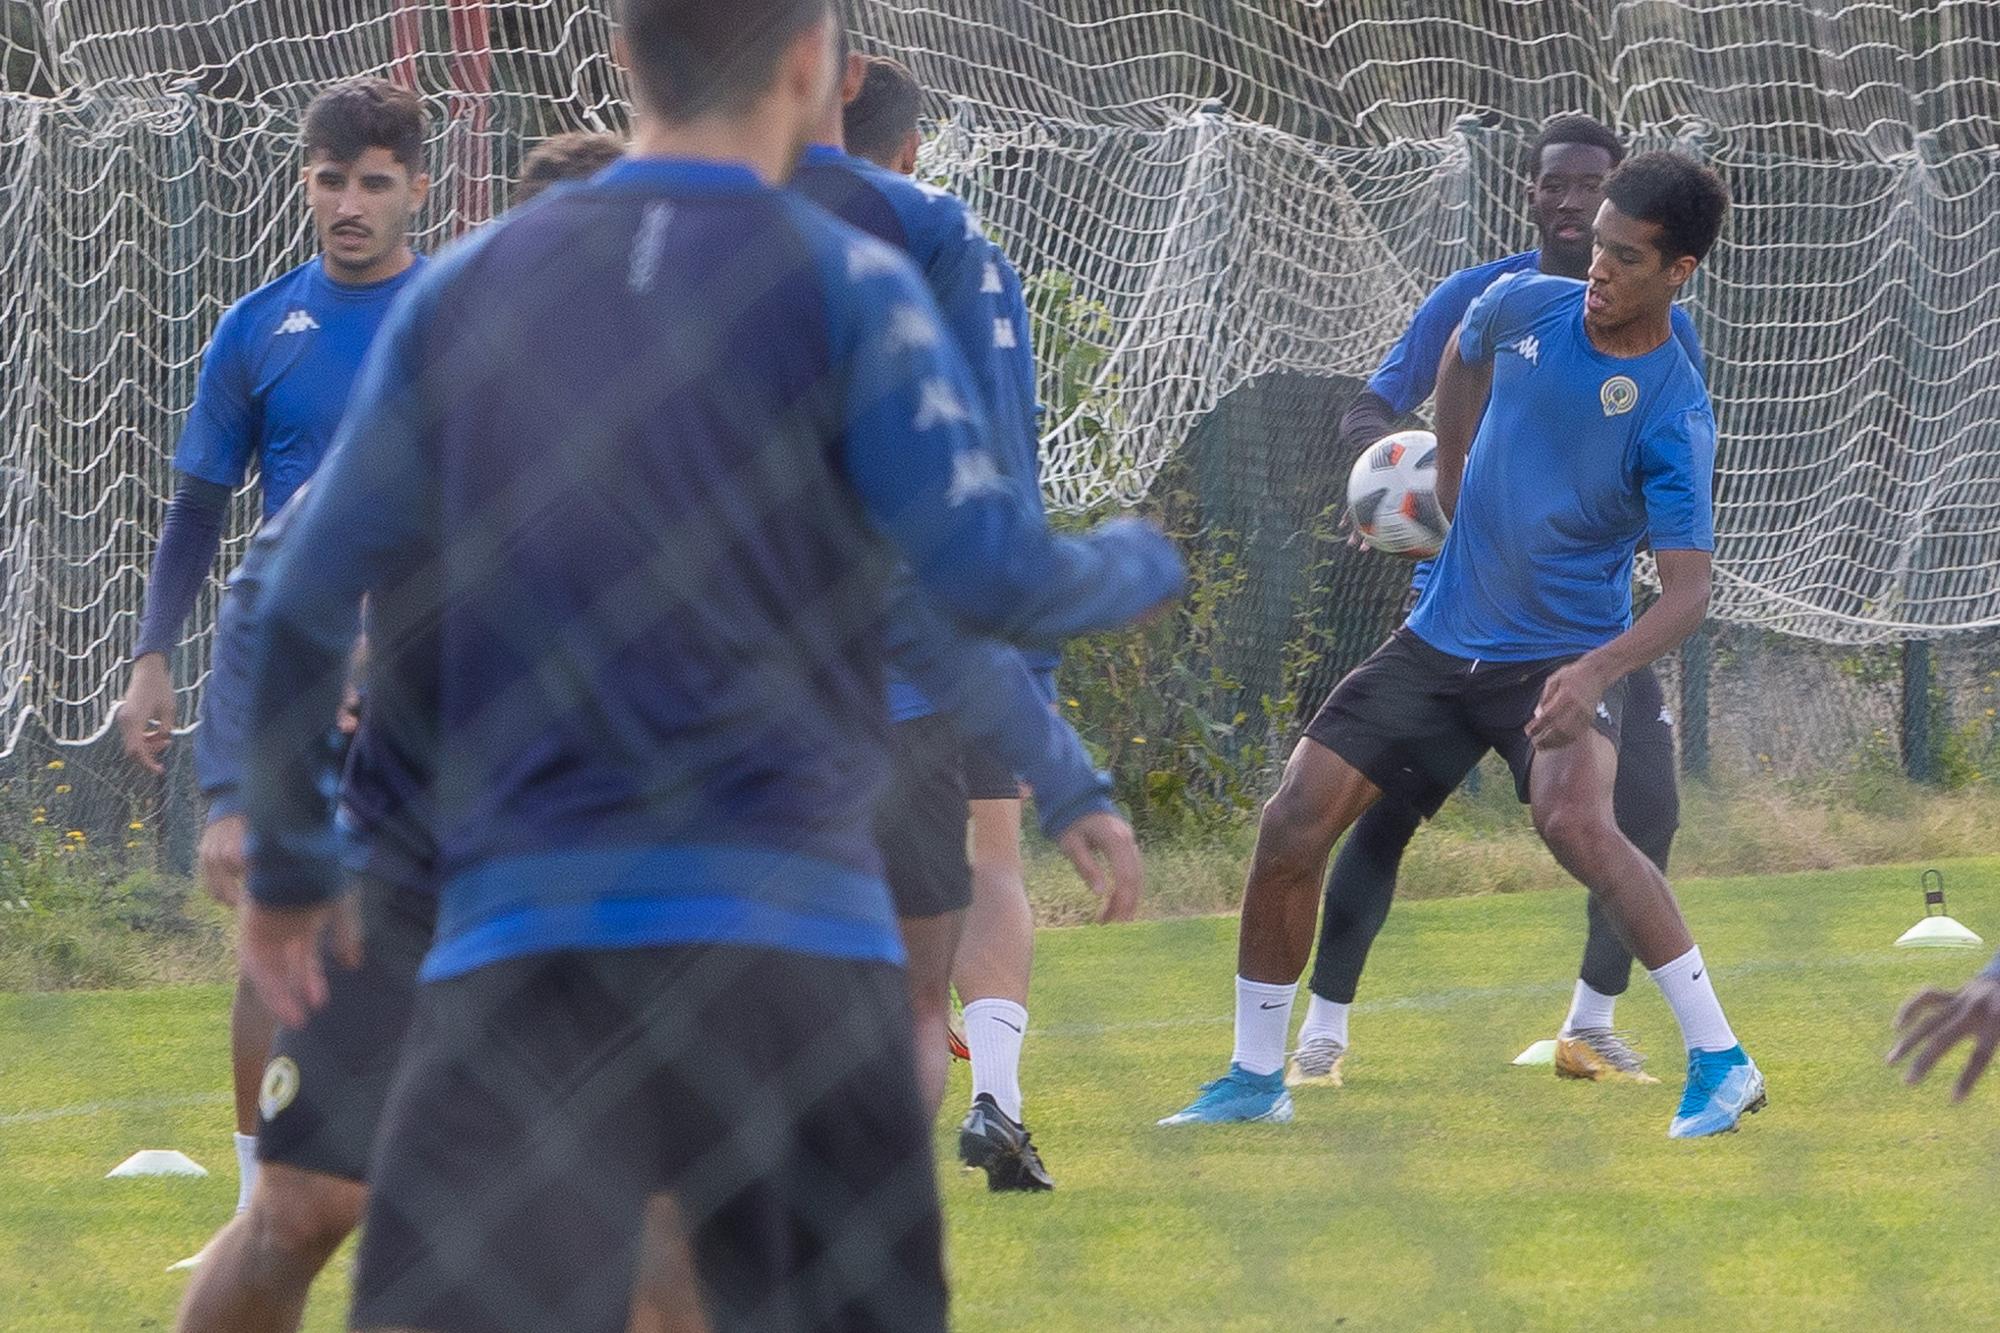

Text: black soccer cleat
xmin=958 ymin=1094 xmax=1054 ymax=1192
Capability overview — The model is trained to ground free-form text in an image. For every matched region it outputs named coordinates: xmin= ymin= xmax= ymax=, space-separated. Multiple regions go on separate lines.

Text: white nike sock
xmin=1647 ymin=946 xmax=1737 ymax=1053
xmin=233 ymin=1132 xmax=258 ymax=1213
xmin=1561 ymin=979 xmax=1618 ymax=1036
xmin=1296 ymin=991 xmax=1350 ymax=1049
xmin=964 ymin=998 xmax=1028 ymax=1122
xmin=1232 ymin=976 xmax=1296 ymax=1077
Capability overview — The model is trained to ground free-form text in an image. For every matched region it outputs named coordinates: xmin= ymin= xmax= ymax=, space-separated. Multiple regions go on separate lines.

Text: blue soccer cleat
xmin=1668 ymin=1045 xmax=1766 ymax=1139
xmin=1158 ymin=1064 xmax=1295 ymax=1126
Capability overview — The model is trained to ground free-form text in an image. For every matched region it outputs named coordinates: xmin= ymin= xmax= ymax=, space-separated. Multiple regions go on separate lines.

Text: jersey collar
xmin=593 ymin=156 xmax=767 ymax=197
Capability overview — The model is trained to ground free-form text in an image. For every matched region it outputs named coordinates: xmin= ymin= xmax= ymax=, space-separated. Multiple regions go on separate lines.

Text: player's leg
xmin=876 ymin=715 xmax=975 ymax=1120
xmin=1556 ymin=664 xmax=1677 ymax=1082
xmin=952 ymin=791 xmax=1050 ymax=1190
xmin=1292 ymin=796 xmax=1423 ymax=1087
xmin=231 ymin=974 xmax=277 ymax=1210
xmin=176 ymin=1165 xmax=364 ymax=1332
xmin=178 ymin=876 xmax=434 ymax=1332
xmin=1523 ymin=717 xmax=1762 ymax=1138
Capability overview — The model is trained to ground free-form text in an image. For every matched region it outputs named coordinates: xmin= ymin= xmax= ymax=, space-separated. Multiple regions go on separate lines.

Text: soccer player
xmin=236 ymin=4 xmax=1181 ymax=1330
xmin=512 ymin=129 xmax=627 ymax=202
xmin=833 ymin=51 xmax=1074 ymax=1190
xmin=792 ymin=43 xmax=1114 ymax=1195
xmin=1163 ymin=151 xmax=1766 ymax=1140
xmin=843 ymin=53 xmax=922 ymax=175
xmin=173 ymin=132 xmax=622 ymax=1333
xmin=1290 ymin=115 xmax=1702 ymax=1090
xmin=115 ymin=76 xmax=429 ymax=1239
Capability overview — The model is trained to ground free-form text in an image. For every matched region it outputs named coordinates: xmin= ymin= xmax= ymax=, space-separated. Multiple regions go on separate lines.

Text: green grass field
xmin=6 ymin=857 xmax=2000 ymax=1330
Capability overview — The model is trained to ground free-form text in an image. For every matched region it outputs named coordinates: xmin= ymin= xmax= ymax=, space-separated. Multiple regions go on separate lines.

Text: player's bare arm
xmin=1430 ymin=335 xmax=1491 ymax=519
xmin=1529 ymin=548 xmax=1711 ymax=750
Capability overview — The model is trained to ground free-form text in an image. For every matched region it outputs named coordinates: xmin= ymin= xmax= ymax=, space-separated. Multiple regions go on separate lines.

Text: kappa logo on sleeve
xmin=913 ymin=378 xmax=973 ymax=431
xmin=886 ymin=304 xmax=943 ymax=351
xmin=1512 ymin=334 xmax=1540 ymax=365
xmin=846 ymin=238 xmax=903 ymax=281
xmin=946 ymin=450 xmax=1005 ymax=505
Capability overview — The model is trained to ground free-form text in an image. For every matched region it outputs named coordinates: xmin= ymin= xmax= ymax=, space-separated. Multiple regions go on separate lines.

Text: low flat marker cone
xmin=1512 ymin=1039 xmax=1558 ymax=1066
xmin=106 ymin=1149 xmax=207 ymax=1179
xmin=1895 ymin=868 xmax=1982 ymax=950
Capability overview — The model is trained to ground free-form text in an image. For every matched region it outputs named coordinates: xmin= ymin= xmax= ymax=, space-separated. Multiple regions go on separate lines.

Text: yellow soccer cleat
xmin=1555 ymin=1028 xmax=1660 ymax=1084
xmin=1284 ymin=1036 xmax=1347 ymax=1088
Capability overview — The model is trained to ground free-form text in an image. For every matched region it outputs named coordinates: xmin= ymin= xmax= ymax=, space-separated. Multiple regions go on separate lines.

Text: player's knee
xmin=246 ymin=1170 xmax=363 ymax=1269
xmin=1533 ymin=799 xmax=1619 ymax=867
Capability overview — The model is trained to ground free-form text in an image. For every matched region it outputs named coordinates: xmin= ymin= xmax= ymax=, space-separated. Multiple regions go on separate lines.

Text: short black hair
xmin=1528 ymin=113 xmax=1623 ymax=178
xmin=303 ymin=78 xmax=427 ymax=171
xmin=1605 ymin=150 xmax=1730 ymax=262
xmin=616 ymin=0 xmax=831 ymax=122
xmin=515 ymin=131 xmax=626 ymax=202
xmin=844 ymin=56 xmax=921 ymax=165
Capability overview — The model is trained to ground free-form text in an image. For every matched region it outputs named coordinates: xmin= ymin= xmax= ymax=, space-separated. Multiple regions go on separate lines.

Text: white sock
xmin=233 ymin=1132 xmax=258 ymax=1213
xmin=964 ymin=998 xmax=1028 ymax=1122
xmin=1561 ymin=979 xmax=1618 ymax=1036
xmin=1231 ymin=976 xmax=1295 ymax=1076
xmin=1647 ymin=946 xmax=1737 ymax=1053
xmin=1297 ymin=991 xmax=1350 ymax=1049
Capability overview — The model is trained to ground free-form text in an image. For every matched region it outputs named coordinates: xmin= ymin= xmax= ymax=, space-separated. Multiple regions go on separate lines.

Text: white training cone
xmin=106 ymin=1150 xmax=208 ymax=1179
xmin=1512 ymin=1039 xmax=1558 ymax=1066
xmin=1895 ymin=869 xmax=1983 ymax=950
xmin=1895 ymin=915 xmax=1983 ymax=949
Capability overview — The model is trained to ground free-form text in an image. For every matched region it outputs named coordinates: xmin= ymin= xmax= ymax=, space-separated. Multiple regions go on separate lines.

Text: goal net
xmin=1 ymin=1 xmax=1997 ymax=767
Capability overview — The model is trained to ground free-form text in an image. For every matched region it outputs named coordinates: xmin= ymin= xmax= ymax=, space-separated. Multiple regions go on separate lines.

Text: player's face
xmin=1584 ymin=200 xmax=1696 ymax=334
xmin=304 ymin=148 xmax=428 ymax=282
xmin=1528 ymin=142 xmax=1615 ymax=276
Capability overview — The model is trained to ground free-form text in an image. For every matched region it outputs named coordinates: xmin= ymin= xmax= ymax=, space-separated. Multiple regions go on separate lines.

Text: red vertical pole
xmin=448 ymin=0 xmax=495 ymax=231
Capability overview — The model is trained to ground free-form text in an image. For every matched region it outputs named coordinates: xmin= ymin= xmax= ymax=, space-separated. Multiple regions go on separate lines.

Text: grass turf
xmin=4 ymin=857 xmax=2000 ymax=1330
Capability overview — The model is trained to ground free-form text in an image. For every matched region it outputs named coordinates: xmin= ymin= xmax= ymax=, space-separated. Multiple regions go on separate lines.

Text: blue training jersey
xmin=174 ymin=256 xmax=426 ymax=517
xmin=239 ymin=156 xmax=1182 ymax=983
xmin=790 ymin=145 xmax=1053 ymax=717
xmin=1406 ymin=272 xmax=1715 ymax=661
xmin=1366 ymin=250 xmax=1703 ymax=595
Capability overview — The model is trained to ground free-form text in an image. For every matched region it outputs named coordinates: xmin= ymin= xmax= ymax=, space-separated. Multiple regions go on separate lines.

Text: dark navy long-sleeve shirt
xmin=791 ymin=145 xmax=1058 ymax=720
xmin=240 ymin=156 xmax=1181 ymax=981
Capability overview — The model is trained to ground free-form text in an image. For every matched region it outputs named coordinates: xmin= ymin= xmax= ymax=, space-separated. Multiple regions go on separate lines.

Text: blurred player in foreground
xmin=173 ymin=132 xmax=623 ymax=1333
xmin=116 ymin=76 xmax=429 ymax=1251
xmin=802 ymin=47 xmax=1106 ymax=1191
xmin=236 ymin=1 xmax=1180 ymax=1328
xmin=1292 ymin=115 xmax=1703 ymax=1091
xmin=1165 ymin=152 xmax=1766 ymax=1140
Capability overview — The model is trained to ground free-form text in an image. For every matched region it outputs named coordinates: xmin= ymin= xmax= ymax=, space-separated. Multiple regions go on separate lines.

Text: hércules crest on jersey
xmin=1600 ymin=375 xmax=1639 ymax=417
xmin=259 ymin=1055 xmax=300 ymax=1121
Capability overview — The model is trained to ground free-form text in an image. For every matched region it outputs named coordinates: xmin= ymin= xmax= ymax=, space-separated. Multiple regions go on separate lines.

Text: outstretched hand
xmin=238 ymin=893 xmax=363 ymax=1029
xmin=1889 ymin=974 xmax=2000 ymax=1101
xmin=1055 ymin=810 xmax=1144 ymax=923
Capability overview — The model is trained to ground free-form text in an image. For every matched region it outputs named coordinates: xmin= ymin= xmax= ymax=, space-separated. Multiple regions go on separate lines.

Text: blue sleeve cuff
xmin=1033 ymin=781 xmax=1118 ymax=842
xmin=205 ymin=788 xmax=244 ymax=824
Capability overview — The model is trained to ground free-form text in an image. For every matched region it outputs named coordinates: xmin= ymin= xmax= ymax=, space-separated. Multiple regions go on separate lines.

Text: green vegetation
xmin=4 ymin=859 xmax=1999 ymax=1329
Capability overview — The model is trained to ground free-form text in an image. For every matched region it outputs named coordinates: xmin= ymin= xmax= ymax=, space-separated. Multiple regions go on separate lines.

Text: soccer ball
xmin=1346 ymin=429 xmax=1449 ymax=559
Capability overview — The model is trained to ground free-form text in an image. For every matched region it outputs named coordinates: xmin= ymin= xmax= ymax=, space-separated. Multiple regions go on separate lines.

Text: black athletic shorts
xmin=256 ymin=874 xmax=436 ymax=1183
xmin=877 ymin=714 xmax=972 ymax=918
xmin=350 ymin=946 xmax=946 ymax=1333
xmin=1304 ymin=627 xmax=1626 ymax=817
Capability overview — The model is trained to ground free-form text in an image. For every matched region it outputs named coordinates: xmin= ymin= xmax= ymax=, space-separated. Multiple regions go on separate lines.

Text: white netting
xmin=1 ymin=1 xmax=1998 ymax=754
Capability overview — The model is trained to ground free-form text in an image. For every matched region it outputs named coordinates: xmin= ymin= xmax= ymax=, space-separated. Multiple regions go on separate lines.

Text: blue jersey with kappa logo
xmin=1366 ymin=250 xmax=1702 ymax=595
xmin=1405 ymin=272 xmax=1716 ymax=661
xmin=173 ymin=257 xmax=426 ymax=516
xmin=790 ymin=145 xmax=1054 ymax=715
xmin=239 ymin=156 xmax=1183 ymax=981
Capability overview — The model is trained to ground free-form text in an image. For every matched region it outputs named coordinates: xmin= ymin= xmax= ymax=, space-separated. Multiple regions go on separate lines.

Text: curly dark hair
xmin=1606 ymin=150 xmax=1731 ymax=261
xmin=303 ymin=77 xmax=426 ymax=170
